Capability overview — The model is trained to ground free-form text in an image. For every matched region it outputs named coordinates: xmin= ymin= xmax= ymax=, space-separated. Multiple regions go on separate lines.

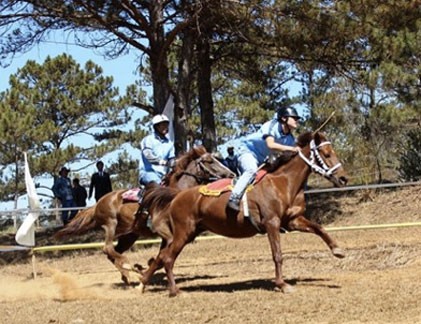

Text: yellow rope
xmin=31 ymin=221 xmax=421 ymax=254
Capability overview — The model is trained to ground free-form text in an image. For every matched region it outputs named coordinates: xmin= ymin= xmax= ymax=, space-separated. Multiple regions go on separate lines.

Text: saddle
xmin=198 ymin=169 xmax=268 ymax=197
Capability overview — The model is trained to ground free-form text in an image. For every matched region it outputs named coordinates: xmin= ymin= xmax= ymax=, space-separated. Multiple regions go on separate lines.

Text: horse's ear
xmin=314 ymin=131 xmax=327 ymax=146
xmin=314 ymin=132 xmax=321 ymax=146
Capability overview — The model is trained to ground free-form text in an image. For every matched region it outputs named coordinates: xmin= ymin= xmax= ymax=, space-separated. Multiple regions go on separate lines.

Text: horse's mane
xmin=295 ymin=131 xmax=314 ymax=148
xmin=296 ymin=131 xmax=327 ymax=148
xmin=264 ymin=151 xmax=297 ymax=172
xmin=265 ymin=131 xmax=326 ymax=172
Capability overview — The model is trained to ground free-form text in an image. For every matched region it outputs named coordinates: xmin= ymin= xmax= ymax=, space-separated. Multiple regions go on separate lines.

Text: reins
xmin=178 ymin=156 xmax=224 ymax=184
xmin=298 ymin=139 xmax=342 ymax=179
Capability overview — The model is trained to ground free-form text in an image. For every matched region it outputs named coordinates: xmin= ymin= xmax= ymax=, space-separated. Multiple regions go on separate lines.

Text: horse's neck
xmin=176 ymin=175 xmax=199 ymax=190
xmin=271 ymin=147 xmax=311 ymax=193
xmin=168 ymin=161 xmax=200 ymax=190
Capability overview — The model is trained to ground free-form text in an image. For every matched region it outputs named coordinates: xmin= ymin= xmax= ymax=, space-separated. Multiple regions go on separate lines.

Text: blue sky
xmin=0 ymin=41 xmax=140 ymax=93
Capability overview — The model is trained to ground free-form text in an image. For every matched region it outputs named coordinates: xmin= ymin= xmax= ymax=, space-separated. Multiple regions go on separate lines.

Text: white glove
xmin=158 ymin=160 xmax=168 ymax=166
xmin=167 ymin=158 xmax=176 ymax=168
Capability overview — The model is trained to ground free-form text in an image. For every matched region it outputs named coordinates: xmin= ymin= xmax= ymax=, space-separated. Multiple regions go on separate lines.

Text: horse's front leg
xmin=287 ymin=215 xmax=345 ymax=258
xmin=265 ymin=217 xmax=294 ymax=293
xmin=102 ymin=222 xmax=135 ymax=284
xmin=136 ymin=239 xmax=167 ymax=293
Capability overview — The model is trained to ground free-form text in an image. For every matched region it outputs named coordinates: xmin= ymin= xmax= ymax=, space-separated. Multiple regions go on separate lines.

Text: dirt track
xmin=0 ymin=186 xmax=420 ymax=324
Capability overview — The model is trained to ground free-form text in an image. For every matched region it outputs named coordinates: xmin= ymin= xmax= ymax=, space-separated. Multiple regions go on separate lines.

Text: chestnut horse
xmin=138 ymin=132 xmax=348 ymax=296
xmin=55 ymin=146 xmax=235 ymax=283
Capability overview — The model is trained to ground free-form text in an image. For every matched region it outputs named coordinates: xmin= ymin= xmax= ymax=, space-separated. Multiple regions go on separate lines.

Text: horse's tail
xmin=54 ymin=205 xmax=98 ymax=239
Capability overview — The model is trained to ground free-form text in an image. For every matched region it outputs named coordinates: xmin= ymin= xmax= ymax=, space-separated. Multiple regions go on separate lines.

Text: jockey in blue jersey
xmin=227 ymin=106 xmax=301 ymax=212
xmin=138 ymin=114 xmax=176 ymax=186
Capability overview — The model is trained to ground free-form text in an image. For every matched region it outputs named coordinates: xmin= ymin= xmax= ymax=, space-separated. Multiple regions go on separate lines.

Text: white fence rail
xmin=1 ymin=181 xmax=420 ymax=230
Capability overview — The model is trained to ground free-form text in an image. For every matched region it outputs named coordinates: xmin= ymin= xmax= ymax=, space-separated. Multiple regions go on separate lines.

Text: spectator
xmin=223 ymin=146 xmax=240 ymax=176
xmin=52 ymin=167 xmax=77 ymax=224
xmin=89 ymin=161 xmax=112 ymax=202
xmin=72 ymin=178 xmax=88 ymax=208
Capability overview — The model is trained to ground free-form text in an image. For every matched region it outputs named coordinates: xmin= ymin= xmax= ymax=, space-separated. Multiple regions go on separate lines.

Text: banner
xmin=15 ymin=152 xmax=41 ymax=246
xmin=162 ymin=94 xmax=175 ymax=142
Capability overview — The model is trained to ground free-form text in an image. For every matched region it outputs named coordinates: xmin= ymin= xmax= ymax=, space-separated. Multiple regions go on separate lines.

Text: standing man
xmin=72 ymin=178 xmax=88 ymax=209
xmin=52 ymin=166 xmax=77 ymax=224
xmin=223 ymin=146 xmax=240 ymax=176
xmin=89 ymin=161 xmax=112 ymax=202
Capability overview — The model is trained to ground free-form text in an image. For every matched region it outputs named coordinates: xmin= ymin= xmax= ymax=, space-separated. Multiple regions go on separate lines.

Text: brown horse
xmin=138 ymin=131 xmax=348 ymax=296
xmin=55 ymin=146 xmax=235 ymax=283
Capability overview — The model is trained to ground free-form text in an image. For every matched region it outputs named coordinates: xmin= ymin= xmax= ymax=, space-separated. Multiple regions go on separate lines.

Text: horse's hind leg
xmin=115 ymin=232 xmax=139 ymax=255
xmin=287 ymin=215 xmax=345 ymax=258
xmin=115 ymin=232 xmax=143 ymax=281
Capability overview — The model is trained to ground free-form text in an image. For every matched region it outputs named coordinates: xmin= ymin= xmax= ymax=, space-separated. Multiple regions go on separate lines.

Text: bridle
xmin=179 ymin=155 xmax=226 ymax=184
xmin=298 ymin=139 xmax=342 ymax=180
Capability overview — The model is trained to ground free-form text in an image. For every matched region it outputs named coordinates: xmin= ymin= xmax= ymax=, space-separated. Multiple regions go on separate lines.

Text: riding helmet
xmin=277 ymin=106 xmax=301 ymax=120
xmin=152 ymin=114 xmax=170 ymax=126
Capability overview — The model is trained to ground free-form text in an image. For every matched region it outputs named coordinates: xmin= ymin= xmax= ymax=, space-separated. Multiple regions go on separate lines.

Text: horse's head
xmin=191 ymin=152 xmax=236 ymax=182
xmin=297 ymin=132 xmax=348 ymax=187
xmin=169 ymin=147 xmax=235 ymax=188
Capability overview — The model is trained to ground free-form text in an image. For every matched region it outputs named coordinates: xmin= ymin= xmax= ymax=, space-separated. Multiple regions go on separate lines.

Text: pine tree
xmin=0 ymin=54 xmax=141 ymax=204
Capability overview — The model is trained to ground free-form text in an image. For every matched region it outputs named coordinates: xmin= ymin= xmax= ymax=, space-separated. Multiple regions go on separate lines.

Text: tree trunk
xmin=197 ymin=34 xmax=217 ymax=152
xmin=174 ymin=29 xmax=195 ymax=153
xmin=149 ymin=1 xmax=171 ymax=112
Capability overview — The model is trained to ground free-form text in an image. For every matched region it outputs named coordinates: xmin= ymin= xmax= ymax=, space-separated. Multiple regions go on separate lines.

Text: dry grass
xmin=0 ymin=186 xmax=420 ymax=324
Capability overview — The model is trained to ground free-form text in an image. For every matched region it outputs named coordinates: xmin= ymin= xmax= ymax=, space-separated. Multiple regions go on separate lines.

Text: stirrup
xmin=227 ymin=197 xmax=241 ymax=212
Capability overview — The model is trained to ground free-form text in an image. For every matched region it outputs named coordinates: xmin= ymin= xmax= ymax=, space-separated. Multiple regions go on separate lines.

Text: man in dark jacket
xmin=88 ymin=161 xmax=112 ymax=202
xmin=72 ymin=178 xmax=87 ymax=208
xmin=52 ymin=166 xmax=77 ymax=224
xmin=223 ymin=146 xmax=240 ymax=176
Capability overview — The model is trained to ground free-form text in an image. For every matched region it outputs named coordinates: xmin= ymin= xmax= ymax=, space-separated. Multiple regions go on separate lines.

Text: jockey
xmin=138 ymin=114 xmax=176 ymax=200
xmin=226 ymin=105 xmax=301 ymax=212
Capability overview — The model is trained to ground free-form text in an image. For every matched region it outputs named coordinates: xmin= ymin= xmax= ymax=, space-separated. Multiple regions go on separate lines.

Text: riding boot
xmin=135 ymin=186 xmax=148 ymax=217
xmin=227 ymin=195 xmax=242 ymax=211
xmin=227 ymin=171 xmax=255 ymax=212
xmin=137 ymin=185 xmax=146 ymax=205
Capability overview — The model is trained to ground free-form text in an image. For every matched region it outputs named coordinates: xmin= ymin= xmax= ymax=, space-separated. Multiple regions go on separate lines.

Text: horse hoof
xmin=283 ymin=284 xmax=294 ymax=294
xmin=332 ymin=247 xmax=346 ymax=259
xmin=169 ymin=289 xmax=179 ymax=297
xmin=274 ymin=283 xmax=294 ymax=293
xmin=122 ymin=263 xmax=132 ymax=270
xmin=136 ymin=282 xmax=146 ymax=293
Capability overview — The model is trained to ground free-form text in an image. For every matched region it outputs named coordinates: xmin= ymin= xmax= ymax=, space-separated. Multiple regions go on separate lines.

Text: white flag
xmin=162 ymin=94 xmax=175 ymax=142
xmin=15 ymin=152 xmax=41 ymax=246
